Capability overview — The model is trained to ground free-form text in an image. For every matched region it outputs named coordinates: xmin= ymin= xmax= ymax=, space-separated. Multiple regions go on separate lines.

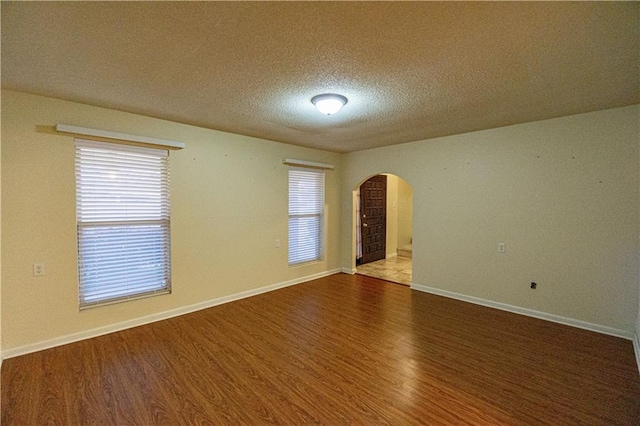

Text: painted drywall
xmin=1 ymin=90 xmax=342 ymax=352
xmin=637 ymin=127 xmax=640 ymax=364
xmin=384 ymin=174 xmax=413 ymax=255
xmin=637 ymin=278 xmax=640 ymax=367
xmin=385 ymin=174 xmax=399 ymax=258
xmin=0 ymin=106 xmax=2 ymax=366
xmin=342 ymin=105 xmax=640 ymax=334
xmin=397 ymin=178 xmax=413 ymax=248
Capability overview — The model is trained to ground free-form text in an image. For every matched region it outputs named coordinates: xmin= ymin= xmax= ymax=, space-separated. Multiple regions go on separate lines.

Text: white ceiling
xmin=2 ymin=2 xmax=638 ymax=153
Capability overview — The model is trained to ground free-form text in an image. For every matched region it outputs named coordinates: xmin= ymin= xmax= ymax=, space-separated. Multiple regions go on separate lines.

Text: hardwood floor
xmin=2 ymin=273 xmax=639 ymax=425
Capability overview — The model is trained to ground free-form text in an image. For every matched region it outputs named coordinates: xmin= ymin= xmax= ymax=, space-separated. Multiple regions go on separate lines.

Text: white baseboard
xmin=410 ymin=283 xmax=633 ymax=340
xmin=341 ymin=267 xmax=357 ymax=274
xmin=633 ymin=333 xmax=640 ymax=375
xmin=2 ymin=269 xmax=342 ymax=360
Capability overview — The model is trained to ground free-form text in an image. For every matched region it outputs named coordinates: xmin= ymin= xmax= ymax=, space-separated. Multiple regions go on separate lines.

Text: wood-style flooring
xmin=2 ymin=273 xmax=639 ymax=425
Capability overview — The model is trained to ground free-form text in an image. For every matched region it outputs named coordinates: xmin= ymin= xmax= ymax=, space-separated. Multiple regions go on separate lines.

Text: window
xmin=75 ymin=140 xmax=171 ymax=308
xmin=288 ymin=167 xmax=325 ymax=265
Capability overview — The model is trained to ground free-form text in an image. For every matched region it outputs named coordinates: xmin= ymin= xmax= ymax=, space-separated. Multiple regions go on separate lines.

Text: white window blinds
xmin=75 ymin=140 xmax=171 ymax=308
xmin=288 ymin=167 xmax=325 ymax=265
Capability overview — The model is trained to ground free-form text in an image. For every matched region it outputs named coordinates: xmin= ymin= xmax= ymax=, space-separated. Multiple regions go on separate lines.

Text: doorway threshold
xmin=356 ymin=257 xmax=412 ymax=286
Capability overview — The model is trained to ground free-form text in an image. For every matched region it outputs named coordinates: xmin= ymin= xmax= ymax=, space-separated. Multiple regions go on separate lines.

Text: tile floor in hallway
xmin=356 ymin=256 xmax=412 ymax=285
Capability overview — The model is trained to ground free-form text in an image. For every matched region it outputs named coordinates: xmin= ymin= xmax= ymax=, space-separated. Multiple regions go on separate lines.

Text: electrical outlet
xmin=33 ymin=263 xmax=45 ymax=277
xmin=530 ymin=282 xmax=537 ymax=289
xmin=498 ymin=243 xmax=506 ymax=253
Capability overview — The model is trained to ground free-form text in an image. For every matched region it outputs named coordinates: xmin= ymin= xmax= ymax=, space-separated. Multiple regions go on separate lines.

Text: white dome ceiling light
xmin=311 ymin=93 xmax=348 ymax=115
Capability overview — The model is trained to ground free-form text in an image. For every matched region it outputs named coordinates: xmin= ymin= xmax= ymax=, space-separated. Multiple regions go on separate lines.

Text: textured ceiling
xmin=2 ymin=2 xmax=638 ymax=153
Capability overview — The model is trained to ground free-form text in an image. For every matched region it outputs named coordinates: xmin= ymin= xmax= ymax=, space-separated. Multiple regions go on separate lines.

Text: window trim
xmin=288 ymin=166 xmax=325 ymax=266
xmin=75 ymin=139 xmax=172 ymax=309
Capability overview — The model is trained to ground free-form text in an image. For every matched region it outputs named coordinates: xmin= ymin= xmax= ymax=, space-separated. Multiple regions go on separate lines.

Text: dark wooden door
xmin=360 ymin=175 xmax=387 ymax=264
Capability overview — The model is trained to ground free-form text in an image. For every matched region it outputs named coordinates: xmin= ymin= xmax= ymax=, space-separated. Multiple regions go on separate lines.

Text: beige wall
xmin=637 ymin=128 xmax=640 ymax=346
xmin=385 ymin=174 xmax=399 ymax=257
xmin=397 ymin=178 xmax=413 ymax=248
xmin=1 ymin=90 xmax=342 ymax=352
xmin=384 ymin=174 xmax=413 ymax=256
xmin=342 ymin=105 xmax=640 ymax=334
xmin=0 ymin=99 xmax=2 ymax=365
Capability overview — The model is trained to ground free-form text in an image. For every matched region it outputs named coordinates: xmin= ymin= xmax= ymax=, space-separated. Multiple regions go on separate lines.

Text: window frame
xmin=75 ymin=139 xmax=172 ymax=309
xmin=288 ymin=166 xmax=325 ymax=266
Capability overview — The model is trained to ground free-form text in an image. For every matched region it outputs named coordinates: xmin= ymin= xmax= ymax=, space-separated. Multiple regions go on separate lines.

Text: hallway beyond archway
xmin=354 ymin=173 xmax=413 ymax=285
xmin=356 ymin=256 xmax=412 ymax=286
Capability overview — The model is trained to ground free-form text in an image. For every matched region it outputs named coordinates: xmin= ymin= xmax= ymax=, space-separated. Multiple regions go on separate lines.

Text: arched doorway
xmin=354 ymin=174 xmax=413 ymax=285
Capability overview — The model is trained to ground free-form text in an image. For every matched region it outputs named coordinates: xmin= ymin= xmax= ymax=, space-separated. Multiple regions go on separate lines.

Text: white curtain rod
xmin=282 ymin=158 xmax=334 ymax=170
xmin=56 ymin=124 xmax=185 ymax=149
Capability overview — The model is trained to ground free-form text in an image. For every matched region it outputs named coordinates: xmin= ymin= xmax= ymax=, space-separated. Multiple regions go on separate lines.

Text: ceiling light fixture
xmin=311 ymin=93 xmax=348 ymax=115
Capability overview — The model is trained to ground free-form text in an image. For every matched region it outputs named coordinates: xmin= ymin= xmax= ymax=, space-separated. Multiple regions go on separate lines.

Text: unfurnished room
xmin=1 ymin=2 xmax=639 ymax=424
